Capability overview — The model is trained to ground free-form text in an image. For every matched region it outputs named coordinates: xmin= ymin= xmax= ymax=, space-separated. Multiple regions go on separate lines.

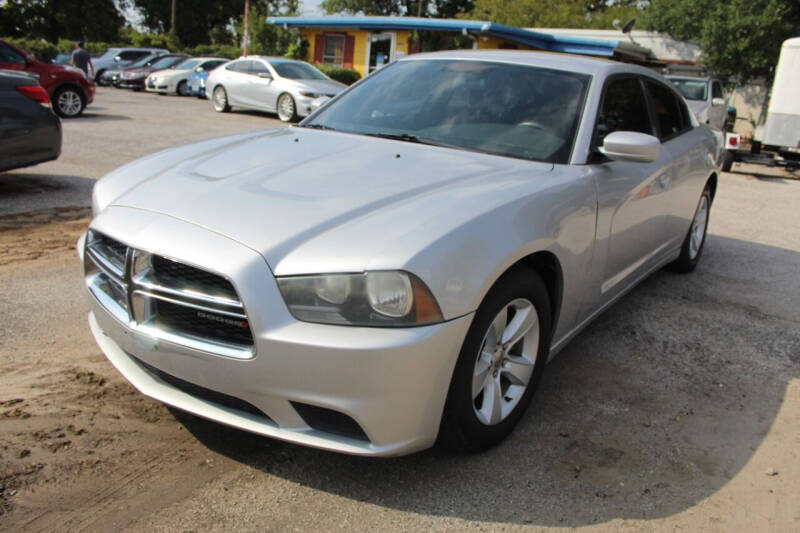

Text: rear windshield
xmin=669 ymin=78 xmax=708 ymax=101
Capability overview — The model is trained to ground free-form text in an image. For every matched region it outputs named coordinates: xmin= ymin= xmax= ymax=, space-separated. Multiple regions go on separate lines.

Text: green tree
xmin=642 ymin=0 xmax=800 ymax=81
xmin=121 ymin=0 xmax=248 ymax=46
xmin=0 ymin=0 xmax=125 ymax=42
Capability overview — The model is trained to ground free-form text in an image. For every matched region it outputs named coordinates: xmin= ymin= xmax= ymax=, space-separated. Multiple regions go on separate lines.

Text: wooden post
xmin=242 ymin=0 xmax=250 ymax=56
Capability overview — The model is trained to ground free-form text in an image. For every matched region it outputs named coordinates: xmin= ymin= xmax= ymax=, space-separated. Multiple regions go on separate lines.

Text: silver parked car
xmin=205 ymin=56 xmax=346 ymax=121
xmin=92 ymin=47 xmax=169 ymax=85
xmin=667 ymin=75 xmax=729 ymax=131
xmin=80 ymin=50 xmax=719 ymax=456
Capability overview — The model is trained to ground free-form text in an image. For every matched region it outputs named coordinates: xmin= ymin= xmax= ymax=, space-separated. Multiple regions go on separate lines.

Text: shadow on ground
xmin=0 ymin=173 xmax=94 ymax=215
xmin=173 ymin=234 xmax=800 ymax=527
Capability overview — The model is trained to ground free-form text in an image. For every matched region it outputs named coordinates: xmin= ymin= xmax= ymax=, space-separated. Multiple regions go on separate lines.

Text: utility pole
xmin=242 ymin=0 xmax=250 ymax=56
xmin=170 ymin=0 xmax=177 ymax=39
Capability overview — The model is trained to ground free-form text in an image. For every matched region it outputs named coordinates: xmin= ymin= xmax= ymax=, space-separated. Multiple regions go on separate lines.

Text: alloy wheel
xmin=213 ymin=87 xmax=227 ymax=111
xmin=58 ymin=90 xmax=82 ymax=116
xmin=277 ymin=94 xmax=295 ymax=122
xmin=689 ymin=194 xmax=709 ymax=259
xmin=472 ymin=298 xmax=540 ymax=426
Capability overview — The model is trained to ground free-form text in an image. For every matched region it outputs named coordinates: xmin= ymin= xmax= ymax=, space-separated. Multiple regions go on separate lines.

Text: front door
xmin=367 ymin=32 xmax=395 ymax=73
xmin=591 ymin=76 xmax=673 ymax=303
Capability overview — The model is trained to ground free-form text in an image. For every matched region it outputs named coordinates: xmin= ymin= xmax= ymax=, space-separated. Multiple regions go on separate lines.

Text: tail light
xmin=16 ymin=85 xmax=51 ymax=107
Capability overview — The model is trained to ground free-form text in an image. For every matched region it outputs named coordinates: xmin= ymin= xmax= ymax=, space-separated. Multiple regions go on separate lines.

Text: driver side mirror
xmin=711 ymin=97 xmax=725 ymax=106
xmin=195 ymin=66 xmax=204 ymax=72
xmin=599 ymin=131 xmax=661 ymax=163
xmin=257 ymin=72 xmax=272 ymax=80
xmin=114 ymin=55 xmax=122 ymax=62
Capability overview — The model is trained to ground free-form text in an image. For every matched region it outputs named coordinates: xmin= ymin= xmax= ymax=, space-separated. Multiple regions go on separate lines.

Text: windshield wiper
xmin=360 ymin=132 xmax=455 ymax=148
xmin=299 ymin=124 xmax=337 ymax=131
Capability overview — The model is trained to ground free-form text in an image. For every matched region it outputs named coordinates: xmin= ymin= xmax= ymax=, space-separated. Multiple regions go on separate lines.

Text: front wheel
xmin=438 ymin=267 xmax=551 ymax=452
xmin=53 ymin=86 xmax=85 ymax=117
xmin=212 ymin=86 xmax=230 ymax=112
xmin=667 ymin=186 xmax=711 ymax=273
xmin=177 ymin=80 xmax=189 ymax=96
xmin=276 ymin=93 xmax=297 ymax=122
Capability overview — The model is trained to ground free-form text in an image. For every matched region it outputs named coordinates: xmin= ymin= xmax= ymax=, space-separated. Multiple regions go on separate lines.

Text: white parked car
xmin=205 ymin=56 xmax=346 ymax=121
xmin=81 ymin=51 xmax=719 ymax=456
xmin=146 ymin=57 xmax=228 ymax=96
xmin=667 ymin=75 xmax=729 ymax=131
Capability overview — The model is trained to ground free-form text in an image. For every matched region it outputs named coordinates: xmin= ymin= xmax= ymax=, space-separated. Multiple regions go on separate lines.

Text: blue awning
xmin=266 ymin=16 xmax=648 ymax=58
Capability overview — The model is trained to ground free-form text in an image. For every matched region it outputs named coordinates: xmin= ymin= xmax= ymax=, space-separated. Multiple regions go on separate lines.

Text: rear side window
xmin=0 ymin=44 xmax=26 ymax=65
xmin=226 ymin=60 xmax=250 ymax=73
xmin=645 ymin=81 xmax=688 ymax=140
xmin=119 ymin=51 xmax=147 ymax=61
xmin=595 ymin=77 xmax=653 ymax=144
xmin=249 ymin=61 xmax=270 ymax=74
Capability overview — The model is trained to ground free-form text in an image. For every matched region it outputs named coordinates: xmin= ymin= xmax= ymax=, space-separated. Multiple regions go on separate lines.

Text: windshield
xmin=305 ymin=59 xmax=590 ymax=164
xmin=669 ymin=78 xmax=708 ymax=101
xmin=174 ymin=58 xmax=202 ymax=71
xmin=271 ymin=61 xmax=327 ymax=80
xmin=150 ymin=56 xmax=183 ymax=70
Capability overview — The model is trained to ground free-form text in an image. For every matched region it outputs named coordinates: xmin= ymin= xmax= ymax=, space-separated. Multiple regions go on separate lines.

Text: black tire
xmin=176 ymin=80 xmax=189 ymax=96
xmin=52 ymin=86 xmax=86 ymax=118
xmin=720 ymin=151 xmax=734 ymax=172
xmin=212 ymin=86 xmax=230 ymax=112
xmin=667 ymin=186 xmax=712 ymax=273
xmin=438 ymin=266 xmax=552 ymax=452
xmin=95 ymin=70 xmax=106 ymax=85
xmin=276 ymin=92 xmax=297 ymax=122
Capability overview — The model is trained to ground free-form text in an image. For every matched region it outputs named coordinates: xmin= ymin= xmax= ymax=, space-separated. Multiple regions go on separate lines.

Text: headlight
xmin=299 ymin=91 xmax=320 ymax=98
xmin=277 ymin=271 xmax=443 ymax=326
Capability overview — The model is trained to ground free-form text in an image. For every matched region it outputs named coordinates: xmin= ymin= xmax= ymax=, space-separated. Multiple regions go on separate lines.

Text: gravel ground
xmin=1 ymin=88 xmax=799 ymax=532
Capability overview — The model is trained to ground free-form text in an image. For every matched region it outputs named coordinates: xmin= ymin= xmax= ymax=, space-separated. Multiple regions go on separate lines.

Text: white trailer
xmin=722 ymin=37 xmax=800 ymax=171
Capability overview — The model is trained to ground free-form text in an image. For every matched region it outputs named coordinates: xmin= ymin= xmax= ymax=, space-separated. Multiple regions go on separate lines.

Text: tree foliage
xmin=0 ymin=0 xmax=125 ymax=42
xmin=642 ymin=0 xmax=800 ymax=81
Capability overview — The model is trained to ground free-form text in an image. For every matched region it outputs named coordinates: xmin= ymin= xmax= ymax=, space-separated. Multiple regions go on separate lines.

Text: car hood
xmin=687 ymin=99 xmax=708 ymax=115
xmin=286 ymin=78 xmax=346 ymax=95
xmin=99 ymin=128 xmax=551 ymax=274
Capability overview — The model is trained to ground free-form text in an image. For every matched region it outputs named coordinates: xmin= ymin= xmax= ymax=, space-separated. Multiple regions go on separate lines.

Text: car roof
xmin=397 ymin=49 xmax=657 ymax=78
xmin=666 ymin=75 xmax=714 ymax=82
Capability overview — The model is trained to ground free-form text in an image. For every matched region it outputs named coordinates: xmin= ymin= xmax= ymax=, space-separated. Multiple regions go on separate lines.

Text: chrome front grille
xmin=84 ymin=230 xmax=254 ymax=359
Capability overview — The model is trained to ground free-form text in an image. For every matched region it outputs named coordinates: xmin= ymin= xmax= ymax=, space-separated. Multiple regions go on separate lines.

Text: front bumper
xmin=79 ymin=208 xmax=472 ymax=456
xmin=119 ymin=78 xmax=146 ymax=89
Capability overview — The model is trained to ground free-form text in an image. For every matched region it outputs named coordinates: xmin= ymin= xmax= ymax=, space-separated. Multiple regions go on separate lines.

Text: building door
xmin=367 ymin=32 xmax=395 ymax=73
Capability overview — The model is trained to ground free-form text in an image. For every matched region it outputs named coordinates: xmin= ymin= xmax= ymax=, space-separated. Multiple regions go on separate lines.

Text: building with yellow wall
xmin=267 ymin=16 xmax=654 ymax=78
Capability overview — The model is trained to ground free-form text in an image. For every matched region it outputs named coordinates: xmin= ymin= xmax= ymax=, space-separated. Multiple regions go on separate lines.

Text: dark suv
xmin=0 ymin=40 xmax=96 ymax=117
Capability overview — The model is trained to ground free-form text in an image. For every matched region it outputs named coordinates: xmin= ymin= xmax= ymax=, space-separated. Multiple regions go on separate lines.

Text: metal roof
xmin=266 ymin=16 xmax=653 ymax=60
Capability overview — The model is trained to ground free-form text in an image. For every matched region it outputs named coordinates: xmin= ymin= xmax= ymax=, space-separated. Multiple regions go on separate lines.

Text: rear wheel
xmin=438 ymin=267 xmax=551 ymax=452
xmin=212 ymin=86 xmax=230 ymax=112
xmin=720 ymin=150 xmax=734 ymax=172
xmin=668 ymin=186 xmax=711 ymax=273
xmin=53 ymin=86 xmax=85 ymax=117
xmin=276 ymin=93 xmax=297 ymax=122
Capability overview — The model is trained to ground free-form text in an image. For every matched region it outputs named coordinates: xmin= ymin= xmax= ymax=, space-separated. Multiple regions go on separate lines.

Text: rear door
xmin=591 ymin=75 xmax=675 ymax=301
xmin=644 ymin=79 xmax=709 ymax=246
xmin=223 ymin=60 xmax=252 ymax=107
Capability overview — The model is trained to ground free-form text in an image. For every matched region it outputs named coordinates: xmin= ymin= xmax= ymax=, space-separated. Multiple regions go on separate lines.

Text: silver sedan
xmin=204 ymin=56 xmax=346 ymax=121
xmin=81 ymin=50 xmax=719 ymax=456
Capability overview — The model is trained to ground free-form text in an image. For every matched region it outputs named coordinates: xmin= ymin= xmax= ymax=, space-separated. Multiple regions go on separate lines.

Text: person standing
xmin=70 ymin=40 xmax=94 ymax=78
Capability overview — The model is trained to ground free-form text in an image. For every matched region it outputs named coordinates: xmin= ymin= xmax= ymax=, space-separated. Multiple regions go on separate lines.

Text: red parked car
xmin=0 ymin=40 xmax=95 ymax=117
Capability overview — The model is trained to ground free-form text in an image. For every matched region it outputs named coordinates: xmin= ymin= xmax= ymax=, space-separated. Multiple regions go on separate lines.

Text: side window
xmin=0 ymin=44 xmax=26 ymax=65
xmin=249 ymin=61 xmax=270 ymax=75
xmin=118 ymin=51 xmax=144 ymax=61
xmin=645 ymin=81 xmax=687 ymax=140
xmin=595 ymin=77 xmax=653 ymax=144
xmin=203 ymin=60 xmax=223 ymax=71
xmin=711 ymin=81 xmax=723 ymax=99
xmin=227 ymin=60 xmax=250 ymax=73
